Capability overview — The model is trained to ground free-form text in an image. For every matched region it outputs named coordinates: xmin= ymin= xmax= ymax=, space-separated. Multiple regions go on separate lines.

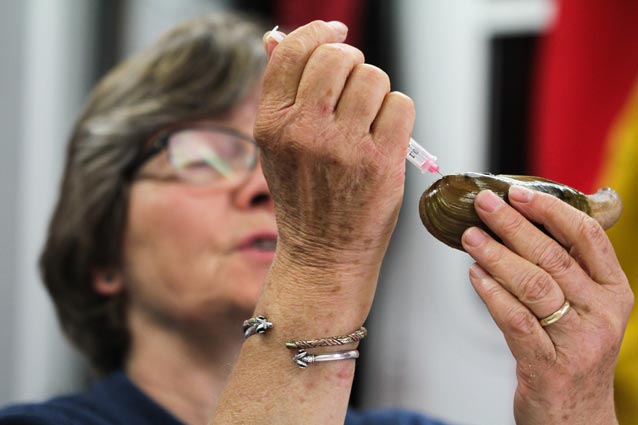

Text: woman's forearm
xmin=211 ymin=259 xmax=379 ymax=424
xmin=212 ymin=19 xmax=415 ymax=424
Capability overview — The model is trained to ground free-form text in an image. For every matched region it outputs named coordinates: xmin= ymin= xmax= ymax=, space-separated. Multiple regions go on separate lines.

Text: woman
xmin=0 ymin=12 xmax=632 ymax=425
xmin=0 ymin=13 xmax=434 ymax=425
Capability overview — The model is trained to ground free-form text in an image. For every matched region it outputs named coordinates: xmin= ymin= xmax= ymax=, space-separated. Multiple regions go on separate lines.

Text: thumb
xmin=262 ymin=26 xmax=286 ymax=59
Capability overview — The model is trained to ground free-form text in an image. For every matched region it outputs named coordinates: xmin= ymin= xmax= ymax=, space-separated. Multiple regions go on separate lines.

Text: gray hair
xmin=40 ymin=12 xmax=267 ymax=373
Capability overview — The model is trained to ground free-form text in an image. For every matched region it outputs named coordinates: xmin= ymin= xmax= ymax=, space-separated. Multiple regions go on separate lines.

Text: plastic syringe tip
xmin=421 ymin=159 xmax=439 ymax=174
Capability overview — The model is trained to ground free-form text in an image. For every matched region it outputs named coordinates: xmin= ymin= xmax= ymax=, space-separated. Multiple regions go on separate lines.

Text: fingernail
xmin=476 ymin=190 xmax=503 ymax=212
xmin=327 ymin=21 xmax=348 ymax=35
xmin=266 ymin=25 xmax=285 ymax=44
xmin=508 ymin=185 xmax=534 ymax=203
xmin=463 ymin=227 xmax=487 ymax=247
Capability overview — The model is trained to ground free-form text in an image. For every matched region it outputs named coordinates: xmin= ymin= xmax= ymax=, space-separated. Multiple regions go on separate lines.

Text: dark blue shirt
xmin=0 ymin=372 xmax=446 ymax=424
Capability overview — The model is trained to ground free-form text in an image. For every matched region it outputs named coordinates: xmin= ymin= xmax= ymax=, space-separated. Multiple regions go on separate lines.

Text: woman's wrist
xmin=273 ymin=236 xmax=386 ymax=277
xmin=212 ymin=251 xmax=371 ymax=425
xmin=255 ymin=255 xmax=378 ymax=333
xmin=514 ymin=383 xmax=618 ymax=425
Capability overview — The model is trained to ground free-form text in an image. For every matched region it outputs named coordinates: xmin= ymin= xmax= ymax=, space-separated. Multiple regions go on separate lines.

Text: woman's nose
xmin=233 ymin=160 xmax=274 ymax=211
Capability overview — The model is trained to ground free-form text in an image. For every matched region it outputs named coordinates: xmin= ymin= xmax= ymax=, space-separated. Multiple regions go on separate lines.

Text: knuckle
xmin=254 ymin=117 xmax=277 ymax=143
xmin=506 ymin=307 xmax=537 ymax=335
xmin=577 ymin=215 xmax=607 ymax=246
xmin=499 ymin=212 xmax=526 ymax=238
xmin=481 ymin=279 xmax=503 ymax=301
xmin=275 ymin=38 xmax=306 ymax=62
xmin=528 ymin=239 xmax=550 ymax=264
xmin=308 ymin=20 xmax=331 ymax=37
xmin=591 ymin=325 xmax=621 ymax=362
xmin=518 ymin=269 xmax=555 ymax=303
xmin=535 ymin=242 xmax=573 ymax=275
xmin=481 ymin=243 xmax=503 ymax=264
xmin=599 ymin=330 xmax=618 ymax=352
xmin=253 ymin=124 xmax=267 ymax=142
xmin=614 ymin=282 xmax=635 ymax=322
xmin=582 ymin=299 xmax=626 ymax=357
xmin=387 ymin=91 xmax=416 ymax=120
xmin=313 ymin=43 xmax=344 ymax=61
xmin=314 ymin=43 xmax=363 ymax=64
xmin=388 ymin=91 xmax=414 ymax=107
xmin=605 ymin=259 xmax=628 ymax=286
xmin=345 ymin=44 xmax=365 ymax=62
xmin=354 ymin=64 xmax=390 ymax=90
xmin=608 ymin=324 xmax=624 ymax=351
xmin=312 ymin=19 xmax=329 ymax=28
xmin=532 ymin=346 xmax=558 ymax=369
xmin=316 ymin=42 xmax=343 ymax=55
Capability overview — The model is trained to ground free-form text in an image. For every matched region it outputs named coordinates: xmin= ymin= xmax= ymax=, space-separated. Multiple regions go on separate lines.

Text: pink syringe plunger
xmin=407 ymin=138 xmax=441 ymax=175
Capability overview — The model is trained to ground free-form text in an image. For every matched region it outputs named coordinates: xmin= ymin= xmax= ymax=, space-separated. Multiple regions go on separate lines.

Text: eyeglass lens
xmin=167 ymin=128 xmax=257 ymax=185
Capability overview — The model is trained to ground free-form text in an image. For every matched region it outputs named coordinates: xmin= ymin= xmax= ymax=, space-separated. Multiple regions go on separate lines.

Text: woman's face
xmin=121 ymin=91 xmax=276 ymax=332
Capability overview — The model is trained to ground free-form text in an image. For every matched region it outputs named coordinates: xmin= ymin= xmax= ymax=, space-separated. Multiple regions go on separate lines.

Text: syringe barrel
xmin=407 ymin=138 xmax=439 ymax=174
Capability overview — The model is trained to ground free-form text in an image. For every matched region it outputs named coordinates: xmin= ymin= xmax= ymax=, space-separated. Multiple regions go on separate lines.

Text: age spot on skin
xmin=335 ymin=365 xmax=353 ymax=381
xmin=581 ymin=390 xmax=596 ymax=402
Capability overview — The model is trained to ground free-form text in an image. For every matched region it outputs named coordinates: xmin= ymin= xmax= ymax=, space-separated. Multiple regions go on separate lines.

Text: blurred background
xmin=0 ymin=1 xmax=635 ymax=424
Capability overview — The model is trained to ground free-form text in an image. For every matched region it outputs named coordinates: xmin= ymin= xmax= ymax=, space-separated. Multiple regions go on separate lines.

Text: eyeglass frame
xmin=124 ymin=124 xmax=259 ymax=183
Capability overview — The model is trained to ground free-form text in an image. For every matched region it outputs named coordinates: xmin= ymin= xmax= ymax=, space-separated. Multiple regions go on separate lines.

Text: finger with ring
xmin=539 ymin=301 xmax=571 ymax=327
xmin=462 ymin=225 xmax=567 ymax=321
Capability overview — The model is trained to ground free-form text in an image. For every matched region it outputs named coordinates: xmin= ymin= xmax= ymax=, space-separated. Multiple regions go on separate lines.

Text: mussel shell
xmin=419 ymin=173 xmax=591 ymax=251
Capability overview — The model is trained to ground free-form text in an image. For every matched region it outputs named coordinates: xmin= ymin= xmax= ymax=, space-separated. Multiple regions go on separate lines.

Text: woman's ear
xmin=93 ymin=269 xmax=124 ymax=296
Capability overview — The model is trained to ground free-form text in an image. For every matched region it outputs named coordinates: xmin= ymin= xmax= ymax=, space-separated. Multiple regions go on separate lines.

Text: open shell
xmin=419 ymin=173 xmax=622 ymax=251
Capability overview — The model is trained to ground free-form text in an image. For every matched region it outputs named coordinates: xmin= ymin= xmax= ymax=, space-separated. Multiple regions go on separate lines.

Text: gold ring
xmin=539 ymin=301 xmax=571 ymax=327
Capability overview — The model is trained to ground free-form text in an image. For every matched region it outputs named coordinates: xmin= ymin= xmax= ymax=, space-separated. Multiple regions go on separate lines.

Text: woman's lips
xmin=237 ymin=232 xmax=278 ymax=261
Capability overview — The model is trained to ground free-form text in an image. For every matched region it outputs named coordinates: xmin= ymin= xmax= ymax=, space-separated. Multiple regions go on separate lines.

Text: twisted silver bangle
xmin=292 ymin=349 xmax=359 ymax=369
xmin=285 ymin=326 xmax=367 ymax=349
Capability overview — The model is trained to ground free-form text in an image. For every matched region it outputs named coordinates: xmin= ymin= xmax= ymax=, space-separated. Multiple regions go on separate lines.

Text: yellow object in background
xmin=531 ymin=0 xmax=638 ymax=421
xmin=600 ymin=87 xmax=638 ymax=425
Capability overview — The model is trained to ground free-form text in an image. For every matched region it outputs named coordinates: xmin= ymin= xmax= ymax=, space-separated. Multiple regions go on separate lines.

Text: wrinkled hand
xmin=255 ymin=21 xmax=415 ymax=272
xmin=462 ymin=185 xmax=634 ymax=424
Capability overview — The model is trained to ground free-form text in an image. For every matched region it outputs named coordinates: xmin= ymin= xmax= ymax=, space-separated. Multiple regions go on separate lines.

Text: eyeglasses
xmin=127 ymin=125 xmax=259 ymax=186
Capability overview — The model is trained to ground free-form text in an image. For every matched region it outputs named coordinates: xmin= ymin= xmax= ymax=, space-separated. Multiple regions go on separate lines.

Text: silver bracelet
xmin=242 ymin=315 xmax=273 ymax=339
xmin=292 ymin=349 xmax=359 ymax=369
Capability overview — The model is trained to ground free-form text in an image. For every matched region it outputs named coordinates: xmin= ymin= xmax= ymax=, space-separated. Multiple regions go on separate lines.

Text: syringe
xmin=267 ymin=27 xmax=442 ymax=176
xmin=407 ymin=138 xmax=441 ymax=175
